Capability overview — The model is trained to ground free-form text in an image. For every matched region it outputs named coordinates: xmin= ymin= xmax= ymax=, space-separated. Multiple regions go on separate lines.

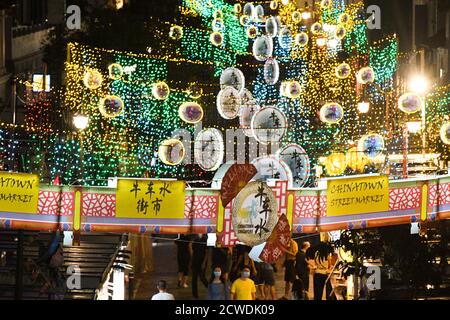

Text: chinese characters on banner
xmin=259 ymin=214 xmax=291 ymax=264
xmin=232 ymin=181 xmax=278 ymax=246
xmin=327 ymin=175 xmax=389 ymax=216
xmin=0 ymin=172 xmax=39 ymax=214
xmin=115 ymin=179 xmax=185 ymax=218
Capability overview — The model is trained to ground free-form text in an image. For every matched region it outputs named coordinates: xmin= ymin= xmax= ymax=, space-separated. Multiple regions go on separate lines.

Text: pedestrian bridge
xmin=0 ymin=173 xmax=449 ymax=246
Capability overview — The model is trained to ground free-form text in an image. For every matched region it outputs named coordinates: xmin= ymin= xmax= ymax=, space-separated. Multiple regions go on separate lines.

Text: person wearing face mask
xmin=230 ymin=266 xmax=256 ymax=300
xmin=206 ymin=266 xmax=231 ymax=300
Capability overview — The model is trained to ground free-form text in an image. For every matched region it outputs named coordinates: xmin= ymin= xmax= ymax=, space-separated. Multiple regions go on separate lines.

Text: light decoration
xmin=336 ymin=62 xmax=351 ymax=79
xmin=356 ymin=66 xmax=376 ymax=84
xmin=152 ymin=81 xmax=170 ymax=100
xmin=407 ymin=121 xmax=422 ymax=134
xmin=99 ymin=95 xmax=124 ymax=119
xmin=178 ymin=102 xmax=204 ymax=124
xmin=158 ymin=139 xmax=186 ymax=166
xmin=108 ymin=63 xmax=123 ymax=80
xmin=83 ymin=68 xmax=103 ymax=89
xmin=210 ymin=32 xmax=224 ymax=46
xmin=220 ymin=67 xmax=245 ymax=94
xmin=246 ymin=25 xmax=258 ymax=38
xmin=217 ymin=86 xmax=241 ymax=119
xmin=357 ymin=102 xmax=370 ymax=114
xmin=253 ymin=35 xmax=274 ymax=61
xmin=320 ymin=102 xmax=344 ymax=124
xmin=194 ymin=128 xmax=224 ymax=171
xmin=440 ymin=122 xmax=450 ymax=145
xmin=398 ymin=92 xmax=423 ymax=114
xmin=169 ymin=25 xmax=184 ymax=40
xmin=358 ymin=134 xmax=385 ymax=159
xmin=270 ymin=0 xmax=278 ymax=10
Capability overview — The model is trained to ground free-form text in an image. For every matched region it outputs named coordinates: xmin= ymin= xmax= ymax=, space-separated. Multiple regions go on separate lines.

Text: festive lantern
xmin=398 ymin=92 xmax=423 ymax=114
xmin=194 ymin=128 xmax=224 ymax=171
xmin=265 ymin=16 xmax=278 ymax=37
xmin=83 ymin=68 xmax=103 ymax=90
xmin=210 ymin=32 xmax=223 ymax=46
xmin=213 ymin=9 xmax=223 ymax=20
xmin=276 ymin=144 xmax=310 ymax=188
xmin=278 ymin=27 xmax=292 ymax=49
xmin=212 ymin=18 xmax=224 ymax=32
xmin=253 ymin=35 xmax=274 ymax=61
xmin=335 ymin=25 xmax=346 ymax=39
xmin=247 ymin=25 xmax=258 ymax=38
xmin=234 ymin=3 xmax=242 ymax=14
xmin=243 ymin=2 xmax=255 ymax=17
xmin=251 ymin=106 xmax=287 ymax=144
xmin=251 ymin=155 xmax=294 ymax=185
xmin=152 ymin=81 xmax=170 ymax=100
xmin=220 ymin=67 xmax=245 ymax=94
xmin=99 ymin=95 xmax=124 ymax=119
xmin=292 ymin=11 xmax=302 ymax=23
xmin=346 ymin=147 xmax=367 ymax=172
xmin=188 ymin=84 xmax=203 ymax=99
xmin=311 ymin=22 xmax=322 ymax=34
xmin=217 ymin=87 xmax=241 ymax=119
xmin=264 ymin=58 xmax=280 ymax=85
xmin=358 ymin=134 xmax=385 ymax=159
xmin=178 ymin=102 xmax=204 ymax=124
xmin=108 ymin=63 xmax=123 ymax=80
xmin=440 ymin=123 xmax=450 ymax=145
xmin=321 ymin=0 xmax=332 ymax=9
xmin=322 ymin=153 xmax=346 ymax=175
xmin=270 ymin=0 xmax=278 ymax=10
xmin=339 ymin=13 xmax=350 ymax=24
xmin=356 ymin=66 xmax=376 ymax=84
xmin=286 ymin=81 xmax=302 ymax=99
xmin=295 ymin=32 xmax=309 ymax=46
xmin=335 ymin=62 xmax=351 ymax=79
xmin=320 ymin=102 xmax=344 ymax=124
xmin=239 ymin=97 xmax=260 ymax=137
xmin=232 ymin=181 xmax=278 ymax=246
xmin=158 ymin=139 xmax=185 ymax=166
xmin=255 ymin=5 xmax=264 ymax=19
xmin=169 ymin=25 xmax=183 ymax=40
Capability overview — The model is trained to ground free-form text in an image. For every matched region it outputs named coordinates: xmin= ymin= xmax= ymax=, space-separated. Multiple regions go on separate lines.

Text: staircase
xmin=0 ymin=230 xmax=124 ymax=300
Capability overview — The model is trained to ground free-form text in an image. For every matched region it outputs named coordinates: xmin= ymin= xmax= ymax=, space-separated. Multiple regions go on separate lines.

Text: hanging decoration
xmin=108 ymin=63 xmax=123 ymax=80
xmin=220 ymin=67 xmax=245 ymax=94
xmin=321 ymin=153 xmax=347 ymax=176
xmin=152 ymin=81 xmax=170 ymax=100
xmin=169 ymin=25 xmax=183 ymax=40
xmin=276 ymin=144 xmax=310 ymax=188
xmin=278 ymin=27 xmax=292 ymax=49
xmin=99 ymin=95 xmax=124 ymax=119
xmin=239 ymin=97 xmax=260 ymax=137
xmin=286 ymin=81 xmax=302 ymax=99
xmin=320 ymin=102 xmax=344 ymax=124
xmin=232 ymin=181 xmax=278 ymax=246
xmin=263 ymin=58 xmax=280 ymax=85
xmin=356 ymin=66 xmax=376 ymax=84
xmin=83 ymin=68 xmax=103 ymax=90
xmin=220 ymin=163 xmax=258 ymax=207
xmin=265 ymin=16 xmax=278 ymax=38
xmin=358 ymin=134 xmax=385 ymax=159
xmin=217 ymin=86 xmax=241 ymax=119
xmin=440 ymin=122 xmax=450 ymax=145
xmin=251 ymin=155 xmax=293 ymax=185
xmin=398 ymin=92 xmax=424 ymax=114
xmin=253 ymin=36 xmax=274 ymax=61
xmin=336 ymin=63 xmax=351 ymax=79
xmin=178 ymin=102 xmax=204 ymax=124
xmin=295 ymin=32 xmax=309 ymax=46
xmin=251 ymin=106 xmax=287 ymax=144
xmin=158 ymin=139 xmax=186 ymax=166
xmin=210 ymin=32 xmax=224 ymax=46
xmin=194 ymin=128 xmax=225 ymax=171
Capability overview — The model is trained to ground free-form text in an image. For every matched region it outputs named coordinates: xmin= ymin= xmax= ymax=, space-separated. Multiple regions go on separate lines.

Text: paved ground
xmin=132 ymin=240 xmax=310 ymax=300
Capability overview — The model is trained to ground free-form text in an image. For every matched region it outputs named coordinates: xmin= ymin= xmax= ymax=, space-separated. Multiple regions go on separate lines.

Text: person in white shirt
xmin=151 ymin=280 xmax=175 ymax=300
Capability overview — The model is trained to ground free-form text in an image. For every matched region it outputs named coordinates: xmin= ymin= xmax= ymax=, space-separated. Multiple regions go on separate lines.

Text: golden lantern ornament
xmin=169 ymin=25 xmax=183 ymax=40
xmin=83 ymin=68 xmax=103 ymax=90
xmin=346 ymin=147 xmax=367 ymax=172
xmin=108 ymin=63 xmax=123 ymax=80
xmin=322 ymin=153 xmax=346 ymax=176
xmin=158 ymin=139 xmax=186 ymax=166
xmin=210 ymin=32 xmax=224 ymax=46
xmin=152 ymin=81 xmax=170 ymax=100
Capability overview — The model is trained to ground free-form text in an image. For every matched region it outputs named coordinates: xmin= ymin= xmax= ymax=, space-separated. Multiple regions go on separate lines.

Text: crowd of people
xmin=151 ymin=235 xmax=336 ymax=301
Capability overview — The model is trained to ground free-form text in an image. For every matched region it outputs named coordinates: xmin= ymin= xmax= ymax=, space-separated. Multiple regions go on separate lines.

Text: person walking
xmin=230 ymin=266 xmax=256 ymax=300
xmin=313 ymin=249 xmax=332 ymax=300
xmin=175 ymin=234 xmax=191 ymax=288
xmin=260 ymin=262 xmax=276 ymax=300
xmin=191 ymin=234 xmax=209 ymax=299
xmin=211 ymin=247 xmax=232 ymax=282
xmin=151 ymin=280 xmax=175 ymax=300
xmin=206 ymin=266 xmax=231 ymax=300
xmin=281 ymin=238 xmax=298 ymax=299
xmin=294 ymin=241 xmax=314 ymax=299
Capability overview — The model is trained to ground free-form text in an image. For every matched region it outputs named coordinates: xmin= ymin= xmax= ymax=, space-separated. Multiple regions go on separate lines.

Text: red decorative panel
xmin=272 ymin=181 xmax=288 ymax=216
xmin=294 ymin=195 xmax=326 ymax=218
xmin=389 ymin=187 xmax=421 ymax=210
xmin=184 ymin=195 xmax=218 ymax=219
xmin=38 ymin=191 xmax=74 ymax=216
xmin=428 ymin=183 xmax=450 ymax=207
xmin=219 ymin=202 xmax=237 ymax=247
xmin=82 ymin=193 xmax=116 ymax=217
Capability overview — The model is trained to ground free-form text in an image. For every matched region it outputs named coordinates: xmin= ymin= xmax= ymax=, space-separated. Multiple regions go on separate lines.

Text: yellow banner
xmin=327 ymin=175 xmax=389 ymax=216
xmin=116 ymin=179 xmax=185 ymax=218
xmin=0 ymin=172 xmax=39 ymax=214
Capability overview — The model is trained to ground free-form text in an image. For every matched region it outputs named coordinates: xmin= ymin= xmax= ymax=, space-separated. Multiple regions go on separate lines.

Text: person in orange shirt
xmin=230 ymin=266 xmax=256 ymax=300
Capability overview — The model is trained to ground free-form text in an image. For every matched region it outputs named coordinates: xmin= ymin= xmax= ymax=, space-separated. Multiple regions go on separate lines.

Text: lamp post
xmin=73 ymin=114 xmax=89 ymax=184
xmin=408 ymin=75 xmax=429 ymax=157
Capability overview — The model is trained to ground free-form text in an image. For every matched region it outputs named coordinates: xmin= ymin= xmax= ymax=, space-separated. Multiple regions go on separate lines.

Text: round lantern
xmin=292 ymin=11 xmax=302 ymax=23
xmin=286 ymin=81 xmax=302 ymax=99
xmin=311 ymin=22 xmax=322 ymax=35
xmin=99 ymin=95 xmax=124 ymax=119
xmin=440 ymin=122 xmax=450 ymax=145
xmin=213 ymin=9 xmax=223 ymax=20
xmin=295 ymin=32 xmax=309 ymax=46
xmin=358 ymin=134 xmax=385 ymax=159
xmin=83 ymin=69 xmax=103 ymax=90
xmin=188 ymin=84 xmax=203 ymax=99
xmin=356 ymin=66 xmax=376 ymax=84
xmin=220 ymin=67 xmax=245 ymax=94
xmin=276 ymin=144 xmax=310 ymax=188
xmin=253 ymin=35 xmax=274 ymax=61
xmin=322 ymin=153 xmax=346 ymax=176
xmin=158 ymin=139 xmax=186 ymax=166
xmin=240 ymin=15 xmax=251 ymax=26
xmin=321 ymin=0 xmax=332 ymax=9
xmin=169 ymin=25 xmax=183 ymax=40
xmin=339 ymin=13 xmax=350 ymax=24
xmin=210 ymin=32 xmax=223 ymax=46
xmin=398 ymin=92 xmax=423 ymax=114
xmin=255 ymin=5 xmax=264 ymax=19
xmin=152 ymin=81 xmax=170 ymax=100
xmin=335 ymin=25 xmax=346 ymax=39
xmin=212 ymin=18 xmax=224 ymax=32
xmin=278 ymin=27 xmax=292 ymax=49
xmin=270 ymin=0 xmax=278 ymax=10
xmin=247 ymin=25 xmax=258 ymax=38
xmin=346 ymin=147 xmax=367 ymax=172
xmin=243 ymin=2 xmax=255 ymax=17
xmin=108 ymin=63 xmax=123 ymax=80
xmin=178 ymin=102 xmax=204 ymax=124
xmin=251 ymin=106 xmax=287 ymax=145
xmin=234 ymin=3 xmax=242 ymax=14
xmin=335 ymin=62 xmax=351 ymax=79
xmin=320 ymin=102 xmax=344 ymax=124
xmin=194 ymin=128 xmax=224 ymax=171
xmin=217 ymin=87 xmax=241 ymax=119
xmin=265 ymin=16 xmax=278 ymax=38
xmin=239 ymin=98 xmax=260 ymax=137
xmin=264 ymin=58 xmax=280 ymax=85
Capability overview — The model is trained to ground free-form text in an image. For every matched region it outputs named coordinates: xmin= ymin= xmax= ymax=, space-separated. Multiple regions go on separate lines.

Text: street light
xmin=408 ymin=75 xmax=429 ymax=95
xmin=406 ymin=121 xmax=421 ymax=134
xmin=357 ymin=102 xmax=370 ymax=113
xmin=73 ymin=114 xmax=89 ymax=131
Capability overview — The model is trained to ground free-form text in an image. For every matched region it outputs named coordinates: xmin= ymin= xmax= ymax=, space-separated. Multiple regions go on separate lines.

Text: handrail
xmin=94 ymin=236 xmax=128 ymax=299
